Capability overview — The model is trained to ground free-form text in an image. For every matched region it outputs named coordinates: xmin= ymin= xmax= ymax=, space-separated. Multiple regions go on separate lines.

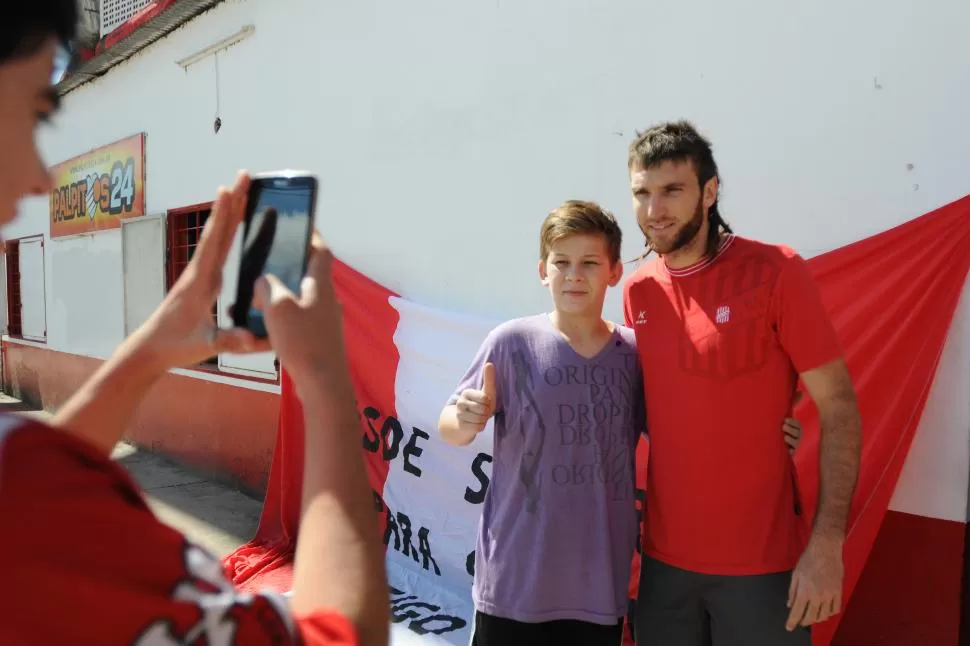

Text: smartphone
xmin=232 ymin=170 xmax=317 ymax=338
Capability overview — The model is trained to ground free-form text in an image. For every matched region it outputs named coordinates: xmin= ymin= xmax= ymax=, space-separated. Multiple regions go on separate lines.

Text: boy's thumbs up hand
xmin=482 ymin=362 xmax=496 ymax=402
xmin=455 ymin=362 xmax=497 ymax=434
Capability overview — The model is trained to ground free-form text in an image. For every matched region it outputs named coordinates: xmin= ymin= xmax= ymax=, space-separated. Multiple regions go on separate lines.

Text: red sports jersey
xmin=623 ymin=234 xmax=843 ymax=575
xmin=0 ymin=415 xmax=358 ymax=646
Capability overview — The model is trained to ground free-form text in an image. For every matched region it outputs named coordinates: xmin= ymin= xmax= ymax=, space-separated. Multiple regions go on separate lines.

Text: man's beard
xmin=642 ymin=198 xmax=705 ymax=256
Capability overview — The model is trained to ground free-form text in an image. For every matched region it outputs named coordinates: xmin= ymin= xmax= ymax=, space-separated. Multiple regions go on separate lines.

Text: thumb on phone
xmin=254 ymin=273 xmax=293 ymax=311
xmin=482 ymin=362 xmax=496 ymax=405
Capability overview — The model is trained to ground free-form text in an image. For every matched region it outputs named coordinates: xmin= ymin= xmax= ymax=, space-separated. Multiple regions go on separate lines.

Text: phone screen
xmin=235 ymin=178 xmax=315 ymax=338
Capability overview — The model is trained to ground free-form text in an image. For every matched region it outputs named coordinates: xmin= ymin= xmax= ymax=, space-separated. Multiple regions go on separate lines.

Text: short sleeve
xmin=446 ymin=327 xmax=506 ymax=414
xmin=623 ymin=281 xmax=634 ymax=328
xmin=294 ymin=611 xmax=360 ymax=645
xmin=770 ymin=253 xmax=844 ymax=374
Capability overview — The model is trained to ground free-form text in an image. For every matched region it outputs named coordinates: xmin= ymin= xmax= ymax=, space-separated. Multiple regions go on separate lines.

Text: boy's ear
xmin=608 ymin=259 xmax=624 ymax=287
xmin=538 ymin=259 xmax=549 ymax=285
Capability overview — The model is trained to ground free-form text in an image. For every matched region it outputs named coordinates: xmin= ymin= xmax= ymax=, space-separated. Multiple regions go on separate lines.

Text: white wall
xmin=1 ymin=0 xmax=968 ymax=396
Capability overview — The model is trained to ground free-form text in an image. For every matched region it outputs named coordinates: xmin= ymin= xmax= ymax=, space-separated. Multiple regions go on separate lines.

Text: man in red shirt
xmin=623 ymin=121 xmax=862 ymax=646
xmin=0 ymin=4 xmax=388 ymax=644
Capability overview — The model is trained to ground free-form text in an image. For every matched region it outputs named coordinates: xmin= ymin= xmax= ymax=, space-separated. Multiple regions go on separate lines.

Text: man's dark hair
xmin=1 ymin=0 xmax=78 ymax=64
xmin=628 ymin=120 xmax=733 ymax=258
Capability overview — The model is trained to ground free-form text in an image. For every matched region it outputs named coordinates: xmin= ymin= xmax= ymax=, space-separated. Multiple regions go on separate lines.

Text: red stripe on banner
xmin=796 ymin=195 xmax=970 ymax=646
xmin=832 ymin=511 xmax=966 ymax=646
xmin=224 ymin=257 xmax=401 ymax=592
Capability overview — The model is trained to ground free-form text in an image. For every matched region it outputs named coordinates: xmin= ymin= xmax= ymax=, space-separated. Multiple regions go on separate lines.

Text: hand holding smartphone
xmin=232 ymin=170 xmax=318 ymax=338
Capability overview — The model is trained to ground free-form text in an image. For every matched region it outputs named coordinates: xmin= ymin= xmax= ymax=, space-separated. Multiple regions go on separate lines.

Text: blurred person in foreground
xmin=0 ymin=3 xmax=388 ymax=645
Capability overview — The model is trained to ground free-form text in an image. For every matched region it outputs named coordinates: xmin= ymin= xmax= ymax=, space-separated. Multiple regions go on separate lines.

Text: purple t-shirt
xmin=448 ymin=313 xmax=643 ymax=625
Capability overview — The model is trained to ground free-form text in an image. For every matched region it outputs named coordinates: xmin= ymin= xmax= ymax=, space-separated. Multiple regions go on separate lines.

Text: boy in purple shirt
xmin=437 ymin=201 xmax=801 ymax=645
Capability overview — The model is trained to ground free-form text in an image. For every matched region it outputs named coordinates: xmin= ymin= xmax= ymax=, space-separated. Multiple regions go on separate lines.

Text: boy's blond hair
xmin=539 ymin=200 xmax=622 ymax=264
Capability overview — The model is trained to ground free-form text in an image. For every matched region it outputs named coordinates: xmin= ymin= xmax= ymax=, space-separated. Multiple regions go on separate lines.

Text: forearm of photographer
xmin=291 ymin=370 xmax=388 ymax=646
xmin=256 ymin=249 xmax=388 ymax=646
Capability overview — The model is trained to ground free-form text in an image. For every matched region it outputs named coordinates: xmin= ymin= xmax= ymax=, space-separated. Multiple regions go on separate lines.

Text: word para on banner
xmin=373 ymin=491 xmax=442 ymax=577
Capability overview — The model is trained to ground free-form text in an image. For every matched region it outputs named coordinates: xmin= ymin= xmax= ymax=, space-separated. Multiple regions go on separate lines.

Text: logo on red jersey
xmin=715 ymin=305 xmax=731 ymax=324
xmin=133 ymin=542 xmax=291 ymax=645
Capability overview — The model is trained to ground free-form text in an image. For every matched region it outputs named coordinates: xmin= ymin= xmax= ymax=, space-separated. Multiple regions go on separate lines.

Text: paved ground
xmin=0 ymin=394 xmax=263 ymax=558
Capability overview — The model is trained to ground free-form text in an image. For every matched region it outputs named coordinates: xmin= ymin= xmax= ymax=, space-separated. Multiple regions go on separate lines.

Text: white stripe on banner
xmin=888 ymin=282 xmax=970 ymax=522
xmin=383 ymin=297 xmax=503 ymax=645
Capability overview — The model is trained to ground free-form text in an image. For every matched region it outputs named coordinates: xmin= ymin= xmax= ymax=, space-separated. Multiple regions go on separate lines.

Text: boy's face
xmin=539 ymin=233 xmax=622 ymax=316
xmin=0 ymin=37 xmax=58 ymax=231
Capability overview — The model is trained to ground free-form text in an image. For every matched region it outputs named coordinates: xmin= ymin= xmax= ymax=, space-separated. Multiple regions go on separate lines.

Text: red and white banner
xmin=225 ymin=195 xmax=970 ymax=646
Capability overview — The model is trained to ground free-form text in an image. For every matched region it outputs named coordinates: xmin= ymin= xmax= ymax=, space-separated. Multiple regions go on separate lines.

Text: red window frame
xmin=166 ymin=202 xmax=217 ymax=365
xmin=164 ymin=201 xmax=280 ymax=383
xmin=4 ymin=240 xmax=22 ymax=337
xmin=166 ymin=201 xmax=212 ymax=291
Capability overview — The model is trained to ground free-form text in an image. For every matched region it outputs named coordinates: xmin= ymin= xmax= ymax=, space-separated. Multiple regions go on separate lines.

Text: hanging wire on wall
xmin=213 ymin=51 xmax=222 ymax=134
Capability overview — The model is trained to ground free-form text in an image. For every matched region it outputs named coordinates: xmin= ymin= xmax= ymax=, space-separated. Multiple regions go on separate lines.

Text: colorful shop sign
xmin=49 ymin=133 xmax=146 ymax=238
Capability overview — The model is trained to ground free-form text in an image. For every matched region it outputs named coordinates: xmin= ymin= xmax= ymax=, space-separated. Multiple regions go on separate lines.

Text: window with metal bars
xmin=166 ymin=202 xmax=218 ymax=365
xmin=4 ymin=241 xmax=22 ymax=337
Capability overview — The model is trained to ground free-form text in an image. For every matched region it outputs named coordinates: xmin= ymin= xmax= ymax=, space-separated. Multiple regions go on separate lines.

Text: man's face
xmin=0 ymin=37 xmax=58 ymax=229
xmin=539 ymin=233 xmax=622 ymax=316
xmin=630 ymin=159 xmax=716 ymax=256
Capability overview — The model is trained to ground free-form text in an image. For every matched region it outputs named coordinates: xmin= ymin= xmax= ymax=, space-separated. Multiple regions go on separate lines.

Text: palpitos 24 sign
xmin=49 ymin=133 xmax=146 ymax=238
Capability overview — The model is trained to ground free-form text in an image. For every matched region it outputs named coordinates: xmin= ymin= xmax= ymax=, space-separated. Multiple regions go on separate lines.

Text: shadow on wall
xmin=3 ymin=360 xmax=45 ymax=411
xmin=1 ymin=342 xmax=100 ymax=412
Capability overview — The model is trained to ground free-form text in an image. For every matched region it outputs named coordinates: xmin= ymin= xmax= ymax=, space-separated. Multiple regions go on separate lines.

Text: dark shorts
xmin=634 ymin=555 xmax=812 ymax=646
xmin=471 ymin=610 xmax=624 ymax=646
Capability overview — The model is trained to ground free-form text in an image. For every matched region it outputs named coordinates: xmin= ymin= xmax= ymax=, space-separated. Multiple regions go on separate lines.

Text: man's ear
xmin=703 ymin=176 xmax=718 ymax=212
